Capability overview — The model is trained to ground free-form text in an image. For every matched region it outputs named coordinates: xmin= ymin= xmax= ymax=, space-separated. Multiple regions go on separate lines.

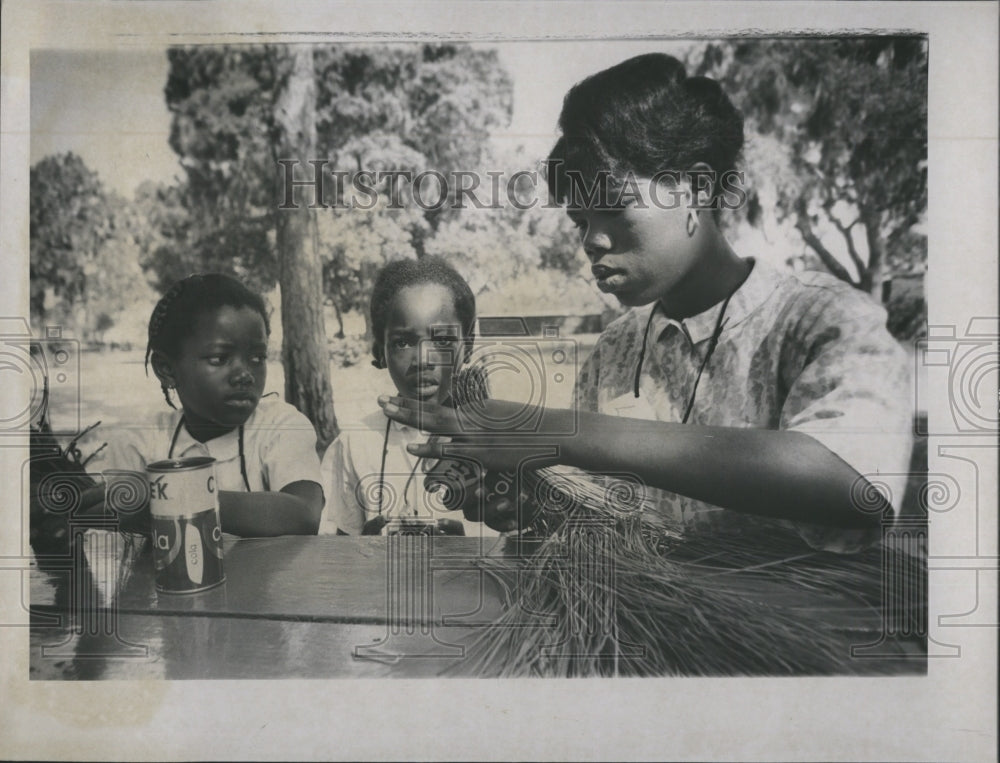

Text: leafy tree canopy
xmin=154 ymin=44 xmax=517 ymax=300
xmin=30 ymin=152 xmax=149 ymax=339
xmin=150 ymin=43 xmax=592 ymax=341
xmin=690 ymin=38 xmax=927 ymax=297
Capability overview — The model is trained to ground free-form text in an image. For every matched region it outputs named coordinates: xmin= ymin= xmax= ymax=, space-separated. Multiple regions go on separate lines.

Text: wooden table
xmin=29 ymin=529 xmax=926 ymax=679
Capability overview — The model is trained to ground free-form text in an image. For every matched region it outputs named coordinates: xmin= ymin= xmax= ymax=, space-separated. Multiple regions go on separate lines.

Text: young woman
xmin=379 ymin=54 xmax=912 ymax=552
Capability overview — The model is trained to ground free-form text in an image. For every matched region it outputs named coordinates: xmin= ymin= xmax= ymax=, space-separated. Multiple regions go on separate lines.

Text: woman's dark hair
xmin=546 ymin=53 xmax=744 ymax=207
xmin=369 ymin=256 xmax=476 ymax=368
xmin=145 ymin=273 xmax=271 ymax=408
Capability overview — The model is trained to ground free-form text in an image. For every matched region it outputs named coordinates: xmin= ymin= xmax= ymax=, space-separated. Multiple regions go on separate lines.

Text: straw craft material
xmin=452 ymin=466 xmax=925 ymax=677
xmin=443 ymin=367 xmax=925 ymax=676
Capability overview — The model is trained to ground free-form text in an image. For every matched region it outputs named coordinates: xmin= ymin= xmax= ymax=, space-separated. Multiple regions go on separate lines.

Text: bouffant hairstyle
xmin=546 ymin=53 xmax=744 ymax=208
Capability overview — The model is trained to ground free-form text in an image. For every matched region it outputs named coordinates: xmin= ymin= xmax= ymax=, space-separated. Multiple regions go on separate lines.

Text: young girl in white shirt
xmin=321 ymin=257 xmax=499 ymax=538
xmin=85 ymin=273 xmax=324 ymax=536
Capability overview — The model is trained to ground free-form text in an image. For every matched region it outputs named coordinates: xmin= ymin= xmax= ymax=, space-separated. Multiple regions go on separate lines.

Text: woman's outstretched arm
xmin=379 ymin=396 xmax=884 ymax=529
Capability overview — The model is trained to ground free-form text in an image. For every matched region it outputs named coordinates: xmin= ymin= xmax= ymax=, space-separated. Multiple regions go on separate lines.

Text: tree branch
xmin=794 ymin=202 xmax=856 ymax=286
xmin=823 ymin=202 xmax=866 ymax=277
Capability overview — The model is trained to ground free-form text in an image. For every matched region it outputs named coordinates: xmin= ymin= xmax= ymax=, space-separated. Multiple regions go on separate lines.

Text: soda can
xmin=146 ymin=456 xmax=225 ymax=594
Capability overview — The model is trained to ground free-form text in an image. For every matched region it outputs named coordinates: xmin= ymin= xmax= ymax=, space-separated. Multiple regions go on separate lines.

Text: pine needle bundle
xmin=443 ymin=368 xmax=924 ymax=676
xmin=456 ymin=466 xmax=924 ymax=677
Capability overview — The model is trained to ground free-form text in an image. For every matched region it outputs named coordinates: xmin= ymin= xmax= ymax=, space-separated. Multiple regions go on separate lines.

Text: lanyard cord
xmin=377 ymin=416 xmax=391 ymax=516
xmin=169 ymin=416 xmax=252 ymax=492
xmin=681 ymin=293 xmax=732 ymax=424
xmin=632 ymin=303 xmax=660 ymax=399
xmin=633 ymin=292 xmax=734 ymax=425
xmin=377 ymin=417 xmax=438 ymax=517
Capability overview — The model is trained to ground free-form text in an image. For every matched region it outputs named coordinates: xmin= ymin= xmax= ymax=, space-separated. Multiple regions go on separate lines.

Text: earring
xmin=686 ymin=210 xmax=699 ymax=237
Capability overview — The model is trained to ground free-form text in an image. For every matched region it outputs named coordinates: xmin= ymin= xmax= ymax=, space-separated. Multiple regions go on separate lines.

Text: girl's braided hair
xmin=145 ymin=273 xmax=270 ymax=408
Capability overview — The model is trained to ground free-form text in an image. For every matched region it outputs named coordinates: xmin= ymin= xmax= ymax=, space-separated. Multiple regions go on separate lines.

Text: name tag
xmin=603 ymin=392 xmax=660 ymax=421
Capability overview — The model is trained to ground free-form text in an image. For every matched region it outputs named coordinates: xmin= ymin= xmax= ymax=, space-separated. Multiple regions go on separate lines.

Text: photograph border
xmin=2 ymin=1 xmax=997 ymax=761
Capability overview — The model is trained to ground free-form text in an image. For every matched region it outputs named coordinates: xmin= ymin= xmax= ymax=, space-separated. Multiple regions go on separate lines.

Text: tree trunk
xmin=859 ymin=208 xmax=886 ymax=301
xmin=359 ymin=260 xmax=376 ymax=346
xmin=332 ymin=300 xmax=345 ymax=339
xmin=273 ymin=45 xmax=339 ymax=452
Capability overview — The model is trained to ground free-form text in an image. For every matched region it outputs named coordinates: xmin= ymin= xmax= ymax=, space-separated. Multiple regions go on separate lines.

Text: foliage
xmin=884 ymin=275 xmax=927 ymax=342
xmin=314 ymin=45 xmax=512 ymax=184
xmin=423 ymin=147 xmax=584 ymax=299
xmin=152 ymin=47 xmax=281 ymax=293
xmin=30 ymin=153 xmax=110 ymax=326
xmin=154 ymin=45 xmax=515 ymax=304
xmin=690 ymin=38 xmax=928 ymax=299
xmin=327 ymin=335 xmax=371 ymax=368
xmin=315 ymin=196 xmax=427 ymax=338
xmin=154 ymin=44 xmax=592 ymax=348
xmin=30 ymin=153 xmax=149 ymax=339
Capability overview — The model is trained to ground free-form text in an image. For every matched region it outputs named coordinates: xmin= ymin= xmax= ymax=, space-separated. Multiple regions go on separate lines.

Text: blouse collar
xmin=646 ymin=257 xmax=779 ymax=346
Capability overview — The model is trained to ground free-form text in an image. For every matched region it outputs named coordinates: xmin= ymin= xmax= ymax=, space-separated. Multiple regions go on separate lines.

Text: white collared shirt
xmin=95 ymin=396 xmax=322 ymax=494
xmin=320 ymin=408 xmax=500 ymax=538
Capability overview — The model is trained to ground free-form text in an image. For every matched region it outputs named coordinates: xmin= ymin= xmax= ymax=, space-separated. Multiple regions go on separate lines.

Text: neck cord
xmin=377 ymin=416 xmax=391 ymax=516
xmin=633 ymin=292 xmax=734 ymax=425
xmin=169 ymin=416 xmax=252 ymax=492
xmin=632 ymin=303 xmax=659 ymax=399
xmin=377 ymin=417 xmax=426 ymax=518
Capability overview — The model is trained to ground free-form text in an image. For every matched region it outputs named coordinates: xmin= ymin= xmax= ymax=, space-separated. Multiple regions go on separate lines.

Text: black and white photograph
xmin=1 ymin=1 xmax=997 ymax=760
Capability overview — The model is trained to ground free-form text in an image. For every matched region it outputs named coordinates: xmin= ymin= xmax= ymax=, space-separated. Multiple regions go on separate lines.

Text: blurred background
xmin=29 ymin=38 xmax=927 ymax=451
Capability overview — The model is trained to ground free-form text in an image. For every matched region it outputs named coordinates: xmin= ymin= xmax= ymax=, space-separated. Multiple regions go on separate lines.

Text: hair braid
xmin=145 ymin=278 xmax=191 ymax=409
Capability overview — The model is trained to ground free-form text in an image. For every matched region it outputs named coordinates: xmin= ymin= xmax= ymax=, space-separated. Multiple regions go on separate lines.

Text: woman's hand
xmin=423 ymin=457 xmax=535 ymax=533
xmin=378 ymin=395 xmax=555 ymax=531
xmin=377 ymin=394 xmax=566 ymax=473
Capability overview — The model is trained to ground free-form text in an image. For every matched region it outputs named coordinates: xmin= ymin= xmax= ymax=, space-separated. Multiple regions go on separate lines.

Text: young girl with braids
xmin=380 ymin=53 xmax=913 ymax=552
xmin=87 ymin=273 xmax=324 ymax=536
